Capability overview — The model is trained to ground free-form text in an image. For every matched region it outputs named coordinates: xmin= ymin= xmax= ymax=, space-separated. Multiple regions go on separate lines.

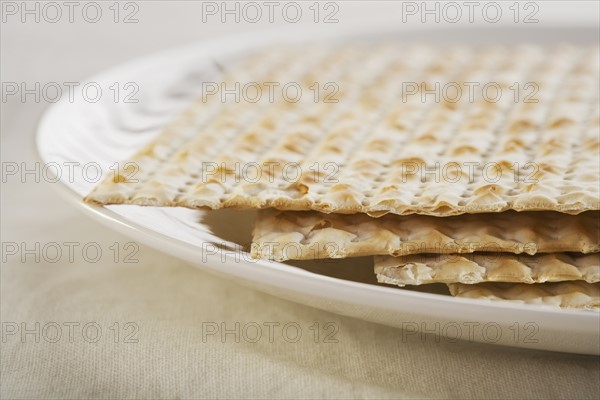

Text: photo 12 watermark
xmin=1 ymin=161 xmax=138 ymax=184
xmin=399 ymin=321 xmax=539 ymax=344
xmin=1 ymin=241 xmax=140 ymax=264
xmin=200 ymin=1 xmax=340 ymax=24
xmin=201 ymin=81 xmax=339 ymax=104
xmin=1 ymin=1 xmax=140 ymax=24
xmin=1 ymin=81 xmax=139 ymax=104
xmin=401 ymin=81 xmax=539 ymax=104
xmin=197 ymin=161 xmax=339 ymax=185
xmin=201 ymin=321 xmax=339 ymax=343
xmin=400 ymin=1 xmax=540 ymax=24
xmin=2 ymin=321 xmax=140 ymax=343
xmin=402 ymin=247 xmax=541 ymax=265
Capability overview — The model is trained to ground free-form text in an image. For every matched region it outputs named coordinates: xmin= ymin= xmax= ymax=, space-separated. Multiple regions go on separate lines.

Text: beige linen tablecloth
xmin=2 ymin=3 xmax=599 ymax=399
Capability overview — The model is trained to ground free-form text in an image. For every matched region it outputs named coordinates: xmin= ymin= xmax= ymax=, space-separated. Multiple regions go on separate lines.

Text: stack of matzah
xmin=85 ymin=42 xmax=600 ymax=309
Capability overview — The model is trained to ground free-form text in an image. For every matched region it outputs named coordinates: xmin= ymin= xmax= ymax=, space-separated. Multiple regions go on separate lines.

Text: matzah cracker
xmin=447 ymin=281 xmax=600 ymax=310
xmin=375 ymin=253 xmax=600 ymax=286
xmin=85 ymin=43 xmax=600 ymax=216
xmin=251 ymin=210 xmax=600 ymax=261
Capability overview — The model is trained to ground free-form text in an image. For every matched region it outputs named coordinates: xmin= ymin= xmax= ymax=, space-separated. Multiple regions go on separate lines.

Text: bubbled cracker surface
xmin=251 ymin=210 xmax=600 ymax=260
xmin=85 ymin=43 xmax=600 ymax=216
xmin=447 ymin=281 xmax=600 ymax=310
xmin=375 ymin=252 xmax=600 ymax=286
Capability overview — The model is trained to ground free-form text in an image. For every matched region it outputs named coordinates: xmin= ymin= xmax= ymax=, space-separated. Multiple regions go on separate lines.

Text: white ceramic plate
xmin=36 ymin=25 xmax=599 ymax=355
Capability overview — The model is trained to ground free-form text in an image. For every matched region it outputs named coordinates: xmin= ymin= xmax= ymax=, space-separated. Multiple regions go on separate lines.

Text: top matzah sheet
xmin=85 ymin=43 xmax=600 ymax=216
xmin=250 ymin=210 xmax=600 ymax=261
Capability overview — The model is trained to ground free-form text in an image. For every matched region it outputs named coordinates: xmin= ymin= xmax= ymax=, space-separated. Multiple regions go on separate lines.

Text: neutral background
xmin=2 ymin=1 xmax=599 ymax=399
